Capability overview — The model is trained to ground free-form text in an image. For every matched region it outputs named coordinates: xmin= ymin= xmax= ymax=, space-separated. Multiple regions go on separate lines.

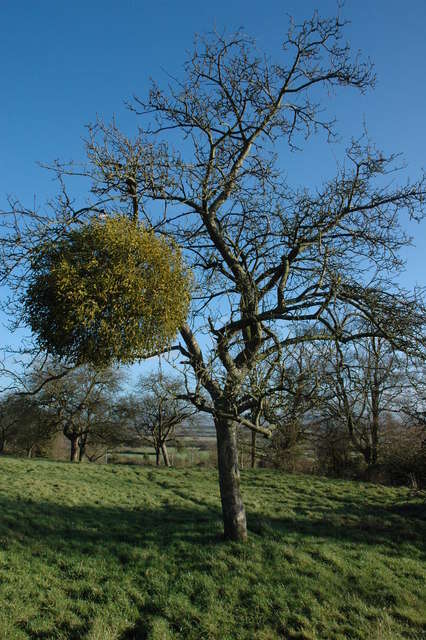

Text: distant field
xmin=0 ymin=458 xmax=425 ymax=640
xmin=112 ymin=446 xmax=213 ymax=467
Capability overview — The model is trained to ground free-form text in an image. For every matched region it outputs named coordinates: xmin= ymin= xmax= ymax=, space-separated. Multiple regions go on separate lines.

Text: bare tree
xmin=1 ymin=14 xmax=425 ymax=539
xmin=265 ymin=349 xmax=323 ymax=469
xmin=238 ymin=344 xmax=323 ymax=468
xmin=401 ymin=362 xmax=426 ymax=431
xmin=316 ymin=310 xmax=423 ymax=466
xmin=0 ymin=393 xmax=54 ymax=457
xmin=10 ymin=397 xmax=54 ymax=458
xmin=33 ymin=363 xmax=122 ymax=462
xmin=0 ymin=395 xmax=20 ymax=454
xmin=118 ymin=373 xmax=193 ymax=466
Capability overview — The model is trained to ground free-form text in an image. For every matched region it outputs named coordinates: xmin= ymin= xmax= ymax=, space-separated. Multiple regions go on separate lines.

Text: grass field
xmin=0 ymin=458 xmax=425 ymax=640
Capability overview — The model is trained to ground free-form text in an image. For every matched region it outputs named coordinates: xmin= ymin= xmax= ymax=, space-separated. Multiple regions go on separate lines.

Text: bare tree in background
xmin=316 ymin=310 xmax=424 ymax=466
xmin=238 ymin=344 xmax=323 ymax=468
xmin=117 ymin=373 xmax=193 ymax=466
xmin=401 ymin=363 xmax=426 ymax=431
xmin=1 ymin=13 xmax=425 ymax=539
xmin=0 ymin=393 xmax=55 ymax=457
xmin=33 ymin=363 xmax=122 ymax=462
xmin=0 ymin=395 xmax=21 ymax=454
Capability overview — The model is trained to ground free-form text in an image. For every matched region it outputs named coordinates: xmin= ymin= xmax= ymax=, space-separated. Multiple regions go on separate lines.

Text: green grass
xmin=0 ymin=458 xmax=425 ymax=640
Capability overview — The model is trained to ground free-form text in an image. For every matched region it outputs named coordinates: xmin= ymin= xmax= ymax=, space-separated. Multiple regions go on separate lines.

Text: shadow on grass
xmin=1 ymin=493 xmax=425 ymax=640
xmin=0 ymin=496 xmax=224 ymax=554
xmin=248 ymin=498 xmax=426 ymax=556
xmin=1 ymin=491 xmax=425 ymax=556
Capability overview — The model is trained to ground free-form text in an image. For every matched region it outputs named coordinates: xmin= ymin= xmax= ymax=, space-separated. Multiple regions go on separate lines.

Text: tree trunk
xmin=161 ymin=442 xmax=171 ymax=467
xmin=78 ymin=441 xmax=86 ymax=462
xmin=215 ymin=418 xmax=247 ymax=542
xmin=363 ymin=443 xmax=372 ymax=466
xmin=155 ymin=447 xmax=160 ymax=466
xmin=371 ymin=438 xmax=378 ymax=465
xmin=27 ymin=445 xmax=34 ymax=459
xmin=251 ymin=431 xmax=256 ymax=468
xmin=371 ymin=397 xmax=379 ymax=465
xmin=70 ymin=436 xmax=79 ymax=462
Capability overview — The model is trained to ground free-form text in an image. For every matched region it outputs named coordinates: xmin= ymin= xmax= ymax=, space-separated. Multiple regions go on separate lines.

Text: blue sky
xmin=0 ymin=0 xmax=425 ymax=376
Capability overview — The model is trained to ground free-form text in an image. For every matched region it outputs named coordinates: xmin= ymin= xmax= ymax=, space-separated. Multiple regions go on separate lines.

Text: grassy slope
xmin=0 ymin=458 xmax=424 ymax=640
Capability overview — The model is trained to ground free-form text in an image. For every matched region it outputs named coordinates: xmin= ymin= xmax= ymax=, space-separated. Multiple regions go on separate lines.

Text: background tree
xmin=0 ymin=395 xmax=20 ymax=454
xmin=0 ymin=393 xmax=54 ymax=457
xmin=9 ymin=395 xmax=54 ymax=458
xmin=384 ymin=363 xmax=426 ymax=488
xmin=1 ymin=14 xmax=425 ymax=540
xmin=312 ymin=417 xmax=355 ymax=477
xmin=238 ymin=344 xmax=322 ymax=468
xmin=34 ymin=363 xmax=122 ymax=462
xmin=324 ymin=338 xmax=391 ymax=466
xmin=117 ymin=373 xmax=193 ymax=466
xmin=316 ymin=311 xmax=423 ymax=466
xmin=401 ymin=362 xmax=426 ymax=430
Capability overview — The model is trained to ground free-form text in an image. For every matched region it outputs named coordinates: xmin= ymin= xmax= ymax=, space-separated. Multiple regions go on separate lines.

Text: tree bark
xmin=363 ymin=445 xmax=372 ymax=466
xmin=161 ymin=442 xmax=170 ymax=467
xmin=70 ymin=436 xmax=79 ymax=462
xmin=155 ymin=447 xmax=160 ymax=466
xmin=371 ymin=388 xmax=380 ymax=465
xmin=215 ymin=418 xmax=247 ymax=542
xmin=251 ymin=431 xmax=256 ymax=468
xmin=78 ymin=439 xmax=86 ymax=462
xmin=371 ymin=435 xmax=378 ymax=465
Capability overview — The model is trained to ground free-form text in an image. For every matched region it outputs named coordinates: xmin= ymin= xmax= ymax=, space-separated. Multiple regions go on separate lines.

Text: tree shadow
xmin=1 ymin=492 xmax=425 ymax=639
xmin=1 ymin=490 xmax=424 ymax=558
xmin=248 ymin=497 xmax=426 ymax=556
xmin=0 ymin=495 xmax=224 ymax=554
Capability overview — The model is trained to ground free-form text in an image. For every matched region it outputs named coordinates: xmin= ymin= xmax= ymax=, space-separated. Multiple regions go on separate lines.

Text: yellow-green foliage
xmin=24 ymin=216 xmax=191 ymax=366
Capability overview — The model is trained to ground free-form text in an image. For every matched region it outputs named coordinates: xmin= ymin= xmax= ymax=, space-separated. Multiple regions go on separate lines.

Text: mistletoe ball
xmin=24 ymin=216 xmax=191 ymax=366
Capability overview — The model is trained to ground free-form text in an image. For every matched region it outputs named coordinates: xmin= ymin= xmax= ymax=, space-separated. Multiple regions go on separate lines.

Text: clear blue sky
xmin=0 ymin=0 xmax=425 ymax=372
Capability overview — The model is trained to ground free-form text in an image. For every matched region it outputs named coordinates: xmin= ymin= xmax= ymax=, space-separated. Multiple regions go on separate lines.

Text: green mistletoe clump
xmin=24 ymin=216 xmax=191 ymax=366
